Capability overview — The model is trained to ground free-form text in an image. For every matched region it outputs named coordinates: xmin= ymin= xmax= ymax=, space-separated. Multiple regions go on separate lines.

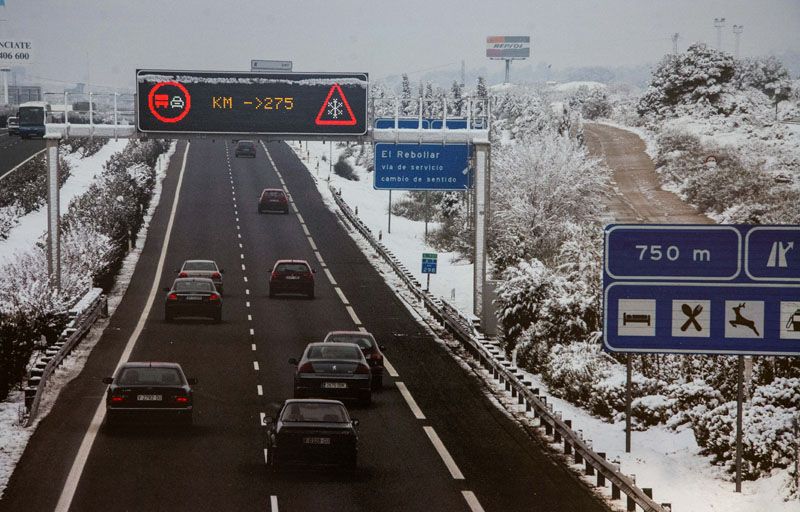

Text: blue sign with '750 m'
xmin=604 ymin=224 xmax=800 ymax=356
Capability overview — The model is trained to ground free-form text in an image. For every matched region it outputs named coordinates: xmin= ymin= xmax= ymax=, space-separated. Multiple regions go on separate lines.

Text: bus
xmin=17 ymin=101 xmax=51 ymax=138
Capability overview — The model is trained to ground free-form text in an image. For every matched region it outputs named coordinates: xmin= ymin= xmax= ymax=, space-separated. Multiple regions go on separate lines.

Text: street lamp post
xmin=714 ymin=17 xmax=726 ymax=51
xmin=733 ymin=25 xmax=744 ymax=58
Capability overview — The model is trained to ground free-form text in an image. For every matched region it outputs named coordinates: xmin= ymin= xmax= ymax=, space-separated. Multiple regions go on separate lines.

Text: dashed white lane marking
xmin=250 ymin=328 xmax=255 ymax=336
xmin=396 ymin=382 xmax=425 ymax=420
xmin=461 ymin=491 xmax=485 ymax=512
xmin=54 ymin=142 xmax=192 ymax=512
xmin=270 ymin=495 xmax=279 ymax=512
xmin=308 ymin=238 xmax=317 ymax=250
xmin=239 ymin=243 xmax=243 ymax=249
xmin=253 ymin=361 xmax=260 ymax=371
xmin=324 ymin=268 xmax=337 ymax=285
xmin=314 ymin=251 xmax=325 ymax=265
xmin=297 ymin=213 xmax=305 ymax=224
xmin=242 ymin=264 xmax=246 ymax=271
xmin=301 ymin=224 xmax=310 ymax=236
xmin=236 ymin=225 xmax=240 ymax=231
xmin=246 ymin=301 xmax=251 ymax=308
xmin=252 ymin=343 xmax=257 ymax=351
xmin=238 ymin=233 xmax=242 ymax=239
xmin=263 ymin=449 xmax=269 ymax=465
xmin=260 ymin=412 xmax=267 ymax=426
xmin=384 ymin=357 xmax=399 ymax=377
xmin=423 ymin=426 xmax=465 ymax=480
xmin=257 ymin=384 xmax=263 ymax=395
xmin=248 ymin=314 xmax=252 ymax=321
xmin=244 ymin=276 xmax=248 ymax=283
xmin=345 ymin=305 xmax=361 ymax=325
xmin=358 ymin=326 xmax=369 ymax=333
xmin=335 ymin=287 xmax=349 ymax=305
xmin=246 ymin=289 xmax=250 ymax=295
xmin=240 ymin=253 xmax=245 ymax=259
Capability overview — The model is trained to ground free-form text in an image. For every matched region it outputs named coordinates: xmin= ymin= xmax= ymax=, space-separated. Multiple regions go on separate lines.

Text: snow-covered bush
xmin=569 ymin=85 xmax=612 ymax=120
xmin=0 ymin=312 xmax=39 ymax=400
xmin=542 ymin=341 xmax=612 ymax=404
xmin=586 ymin=369 xmax=666 ymax=424
xmin=333 ymin=155 xmax=358 ymax=181
xmin=665 ymin=379 xmax=724 ymax=429
xmin=496 ymin=259 xmax=553 ymax=345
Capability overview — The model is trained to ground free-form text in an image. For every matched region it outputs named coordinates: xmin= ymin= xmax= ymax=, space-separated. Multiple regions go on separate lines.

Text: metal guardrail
xmin=328 ymin=186 xmax=673 ymax=512
xmin=24 ymin=287 xmax=107 ymax=426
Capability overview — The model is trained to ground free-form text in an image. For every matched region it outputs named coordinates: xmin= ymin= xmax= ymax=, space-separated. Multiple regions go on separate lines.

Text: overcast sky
xmin=5 ymin=0 xmax=800 ymax=90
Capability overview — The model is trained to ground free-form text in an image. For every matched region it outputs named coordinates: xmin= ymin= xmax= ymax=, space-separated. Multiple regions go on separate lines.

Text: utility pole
xmin=46 ymin=137 xmax=61 ymax=291
xmin=671 ymin=33 xmax=680 ymax=55
xmin=733 ymin=25 xmax=744 ymax=58
xmin=714 ymin=17 xmax=726 ymax=51
xmin=460 ymin=60 xmax=466 ymax=87
xmin=473 ymin=143 xmax=490 ymax=318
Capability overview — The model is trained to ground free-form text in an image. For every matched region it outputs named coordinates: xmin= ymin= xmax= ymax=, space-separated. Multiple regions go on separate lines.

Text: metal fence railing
xmin=23 ymin=288 xmax=107 ymax=426
xmin=328 ymin=185 xmax=673 ymax=512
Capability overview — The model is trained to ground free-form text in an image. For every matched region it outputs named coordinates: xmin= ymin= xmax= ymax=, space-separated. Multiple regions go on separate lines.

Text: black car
xmin=323 ymin=331 xmax=386 ymax=389
xmin=235 ymin=139 xmax=257 ymax=158
xmin=266 ymin=399 xmax=359 ymax=471
xmin=164 ymin=277 xmax=222 ymax=322
xmin=269 ymin=259 xmax=315 ymax=298
xmin=290 ymin=342 xmax=372 ymax=405
xmin=258 ymin=188 xmax=289 ymax=214
xmin=102 ymin=362 xmax=197 ymax=426
xmin=177 ymin=259 xmax=224 ymax=295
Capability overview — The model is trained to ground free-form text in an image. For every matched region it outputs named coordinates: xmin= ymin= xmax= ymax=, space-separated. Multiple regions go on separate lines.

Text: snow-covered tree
xmin=400 ymin=74 xmax=416 ymax=116
xmin=735 ymin=56 xmax=793 ymax=101
xmin=569 ymin=85 xmax=612 ymax=120
xmin=449 ymin=80 xmax=463 ymax=116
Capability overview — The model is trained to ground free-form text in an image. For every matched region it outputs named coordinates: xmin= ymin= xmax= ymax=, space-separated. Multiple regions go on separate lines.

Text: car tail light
xmin=355 ymin=364 xmax=371 ymax=374
xmin=279 ymin=196 xmax=287 ymax=203
xmin=167 ymin=293 xmax=178 ymax=300
xmin=298 ymin=362 xmax=314 ymax=373
xmin=178 ymin=272 xmax=188 ymax=278
xmin=211 ymin=272 xmax=221 ymax=279
xmin=111 ymin=395 xmax=124 ymax=403
xmin=370 ymin=353 xmax=383 ymax=361
xmin=271 ymin=271 xmax=280 ymax=280
xmin=175 ymin=396 xmax=189 ymax=404
xmin=208 ymin=293 xmax=220 ymax=301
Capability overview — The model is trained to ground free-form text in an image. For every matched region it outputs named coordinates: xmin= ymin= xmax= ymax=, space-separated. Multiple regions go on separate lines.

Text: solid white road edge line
xmin=395 ymin=382 xmax=425 ymax=420
xmin=54 ymin=142 xmax=191 ymax=512
xmin=423 ymin=426 xmax=465 ymax=480
xmin=461 ymin=491 xmax=486 ymax=512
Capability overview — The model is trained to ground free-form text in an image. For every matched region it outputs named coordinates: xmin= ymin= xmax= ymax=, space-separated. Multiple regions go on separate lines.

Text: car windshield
xmin=326 ymin=334 xmax=375 ymax=350
xmin=238 ymin=141 xmax=254 ymax=148
xmin=280 ymin=402 xmax=349 ymax=423
xmin=174 ymin=280 xmax=213 ymax=292
xmin=276 ymin=263 xmax=309 ymax=273
xmin=307 ymin=344 xmax=362 ymax=360
xmin=183 ymin=261 xmax=216 ymax=271
xmin=265 ymin=190 xmax=285 ymax=198
xmin=18 ymin=107 xmax=43 ymax=124
xmin=117 ymin=367 xmax=184 ymax=386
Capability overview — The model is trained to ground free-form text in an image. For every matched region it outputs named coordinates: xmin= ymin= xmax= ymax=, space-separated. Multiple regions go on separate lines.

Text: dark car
xmin=258 ymin=188 xmax=289 ymax=214
xmin=102 ymin=362 xmax=197 ymax=426
xmin=290 ymin=342 xmax=372 ymax=405
xmin=269 ymin=259 xmax=315 ymax=298
xmin=7 ymin=116 xmax=19 ymax=136
xmin=323 ymin=331 xmax=386 ymax=389
xmin=164 ymin=277 xmax=222 ymax=322
xmin=177 ymin=259 xmax=224 ymax=295
xmin=235 ymin=139 xmax=257 ymax=158
xmin=266 ymin=399 xmax=359 ymax=471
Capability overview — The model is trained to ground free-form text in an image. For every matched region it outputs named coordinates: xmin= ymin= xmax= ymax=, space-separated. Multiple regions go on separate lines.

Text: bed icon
xmin=623 ymin=313 xmax=651 ymax=326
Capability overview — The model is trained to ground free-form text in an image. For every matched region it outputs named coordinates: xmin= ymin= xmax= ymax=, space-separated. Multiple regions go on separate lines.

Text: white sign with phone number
xmin=0 ymin=40 xmax=34 ymax=66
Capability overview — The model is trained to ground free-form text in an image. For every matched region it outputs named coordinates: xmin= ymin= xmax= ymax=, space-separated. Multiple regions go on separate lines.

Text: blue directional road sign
xmin=604 ymin=224 xmax=800 ymax=356
xmin=374 ymin=143 xmax=470 ymax=191
xmin=422 ymin=253 xmax=438 ymax=274
xmin=374 ymin=118 xmax=431 ymax=129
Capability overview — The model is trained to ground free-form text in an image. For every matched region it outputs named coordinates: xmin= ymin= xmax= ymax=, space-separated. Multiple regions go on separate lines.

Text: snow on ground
xmin=0 ymin=139 xmax=128 ymax=262
xmin=287 ymin=141 xmax=800 ymax=512
xmin=291 ymin=141 xmax=474 ymax=314
xmin=551 ymin=81 xmax=607 ymax=93
xmin=0 ymin=142 xmax=176 ymax=498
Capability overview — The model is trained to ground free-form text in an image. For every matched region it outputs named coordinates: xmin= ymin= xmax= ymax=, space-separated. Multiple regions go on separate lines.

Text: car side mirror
xmin=351 ymin=419 xmax=359 ymax=427
xmin=187 ymin=377 xmax=198 ymax=385
xmin=288 ymin=358 xmax=298 ymax=366
xmin=163 ymin=286 xmax=171 ymax=292
xmin=380 ymin=345 xmax=386 ymax=351
xmin=102 ymin=377 xmax=113 ymax=384
xmin=312 ymin=269 xmax=317 ymax=274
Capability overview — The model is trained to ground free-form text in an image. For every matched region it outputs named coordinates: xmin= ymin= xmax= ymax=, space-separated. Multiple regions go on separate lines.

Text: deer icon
xmin=729 ymin=303 xmax=759 ymax=336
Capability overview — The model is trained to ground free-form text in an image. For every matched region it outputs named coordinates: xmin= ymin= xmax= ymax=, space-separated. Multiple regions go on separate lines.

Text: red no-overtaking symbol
xmin=147 ymin=81 xmax=191 ymax=123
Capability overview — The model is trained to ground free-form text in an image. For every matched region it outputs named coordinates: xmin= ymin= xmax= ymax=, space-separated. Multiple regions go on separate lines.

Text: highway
xmin=0 ymin=132 xmax=45 ymax=177
xmin=0 ymin=139 xmax=609 ymax=512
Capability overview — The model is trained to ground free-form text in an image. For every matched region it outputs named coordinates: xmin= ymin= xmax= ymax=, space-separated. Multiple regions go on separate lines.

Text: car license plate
xmin=186 ymin=295 xmax=203 ymax=301
xmin=286 ymin=276 xmax=300 ymax=280
xmin=137 ymin=395 xmax=162 ymax=401
xmin=323 ymin=382 xmax=347 ymax=389
xmin=303 ymin=437 xmax=331 ymax=445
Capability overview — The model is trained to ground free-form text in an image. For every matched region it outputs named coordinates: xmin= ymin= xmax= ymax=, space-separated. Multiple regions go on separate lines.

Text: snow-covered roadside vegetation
xmin=0 ymin=139 xmax=171 ymax=402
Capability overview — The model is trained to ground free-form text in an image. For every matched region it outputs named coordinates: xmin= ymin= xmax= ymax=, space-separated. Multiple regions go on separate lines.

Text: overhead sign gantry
xmin=136 ymin=69 xmax=368 ymax=136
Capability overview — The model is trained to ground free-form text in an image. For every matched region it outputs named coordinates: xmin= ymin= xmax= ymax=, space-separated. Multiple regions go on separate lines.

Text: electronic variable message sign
xmin=136 ymin=69 xmax=368 ymax=136
xmin=603 ymin=224 xmax=800 ymax=356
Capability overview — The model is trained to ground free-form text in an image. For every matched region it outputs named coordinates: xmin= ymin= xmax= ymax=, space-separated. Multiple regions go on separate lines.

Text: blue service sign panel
xmin=374 ymin=118 xmax=430 ymax=129
xmin=603 ymin=224 xmax=800 ymax=355
xmin=422 ymin=252 xmax=438 ymax=274
xmin=374 ymin=143 xmax=470 ymax=191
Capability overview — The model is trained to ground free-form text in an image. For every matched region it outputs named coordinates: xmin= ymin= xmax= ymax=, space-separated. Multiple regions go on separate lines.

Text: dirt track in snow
xmin=584 ymin=122 xmax=712 ymax=224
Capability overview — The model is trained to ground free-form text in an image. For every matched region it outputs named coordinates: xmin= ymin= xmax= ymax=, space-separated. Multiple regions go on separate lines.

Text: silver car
xmin=177 ymin=259 xmax=225 ymax=295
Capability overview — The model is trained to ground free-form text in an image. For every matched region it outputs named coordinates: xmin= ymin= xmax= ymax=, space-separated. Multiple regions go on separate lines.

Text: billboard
xmin=486 ymin=36 xmax=530 ymax=60
xmin=136 ymin=69 xmax=368 ymax=136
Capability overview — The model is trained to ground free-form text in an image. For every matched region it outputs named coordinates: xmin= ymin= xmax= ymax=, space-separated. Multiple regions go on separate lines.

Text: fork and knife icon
xmin=680 ymin=303 xmax=703 ymax=331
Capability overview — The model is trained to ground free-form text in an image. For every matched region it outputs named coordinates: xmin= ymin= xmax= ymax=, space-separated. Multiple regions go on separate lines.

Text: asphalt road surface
xmin=0 ymin=131 xmax=45 ymax=177
xmin=584 ymin=122 xmax=712 ymax=224
xmin=0 ymin=139 xmax=609 ymax=512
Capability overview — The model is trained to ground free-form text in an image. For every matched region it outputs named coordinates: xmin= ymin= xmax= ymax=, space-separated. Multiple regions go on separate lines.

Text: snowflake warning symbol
xmin=315 ymin=83 xmax=357 ymax=126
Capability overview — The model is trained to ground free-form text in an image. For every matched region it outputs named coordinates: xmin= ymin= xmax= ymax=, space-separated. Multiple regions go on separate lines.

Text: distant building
xmin=8 ymin=85 xmax=41 ymax=105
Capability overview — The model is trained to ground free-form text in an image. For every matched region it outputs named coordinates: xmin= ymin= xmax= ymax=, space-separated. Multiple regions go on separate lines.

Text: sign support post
xmin=46 ymin=138 xmax=60 ymax=291
xmin=473 ymin=143 xmax=490 ymax=318
xmin=625 ymin=354 xmax=632 ymax=453
xmin=388 ymin=190 xmax=392 ymax=234
xmin=736 ymin=355 xmax=744 ymax=492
